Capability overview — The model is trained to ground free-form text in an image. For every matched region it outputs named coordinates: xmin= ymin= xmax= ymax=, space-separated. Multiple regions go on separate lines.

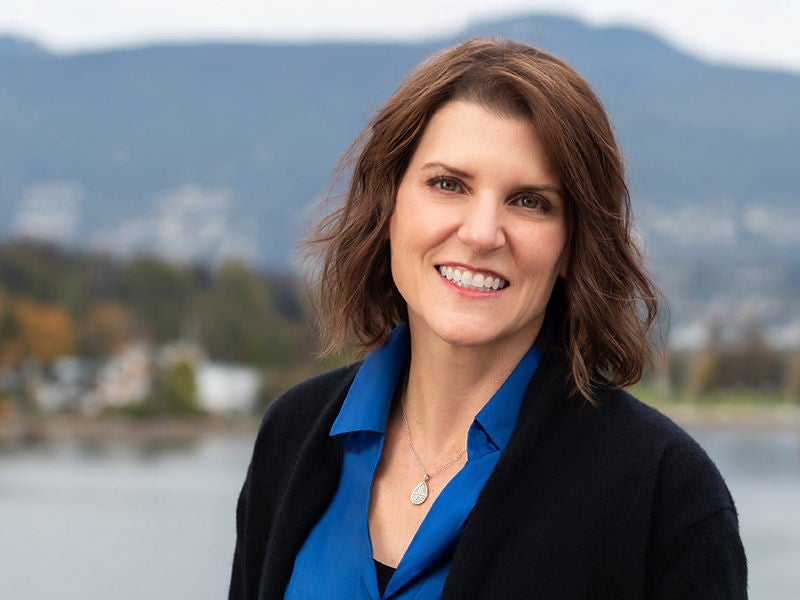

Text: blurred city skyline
xmin=1 ymin=0 xmax=799 ymax=73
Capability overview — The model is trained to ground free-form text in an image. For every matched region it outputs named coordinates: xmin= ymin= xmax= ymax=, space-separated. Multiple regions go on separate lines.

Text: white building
xmin=84 ymin=342 xmax=152 ymax=413
xmin=196 ymin=362 xmax=260 ymax=414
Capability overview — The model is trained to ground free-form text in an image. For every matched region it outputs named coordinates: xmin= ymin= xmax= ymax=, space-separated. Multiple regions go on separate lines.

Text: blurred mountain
xmin=0 ymin=14 xmax=798 ymax=337
xmin=0 ymin=35 xmax=48 ymax=60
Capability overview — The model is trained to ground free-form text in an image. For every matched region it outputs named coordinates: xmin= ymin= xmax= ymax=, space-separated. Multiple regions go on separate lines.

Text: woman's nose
xmin=456 ymin=196 xmax=506 ymax=253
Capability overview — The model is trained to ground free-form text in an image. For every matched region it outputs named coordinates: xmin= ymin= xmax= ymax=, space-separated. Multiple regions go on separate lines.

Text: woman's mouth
xmin=437 ymin=265 xmax=508 ymax=291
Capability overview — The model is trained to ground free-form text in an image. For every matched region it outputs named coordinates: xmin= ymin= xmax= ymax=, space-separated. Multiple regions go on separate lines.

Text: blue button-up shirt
xmin=285 ymin=324 xmax=541 ymax=599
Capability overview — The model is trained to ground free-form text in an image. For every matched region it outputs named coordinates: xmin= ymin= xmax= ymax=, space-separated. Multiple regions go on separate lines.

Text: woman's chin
xmin=416 ymin=324 xmax=531 ymax=355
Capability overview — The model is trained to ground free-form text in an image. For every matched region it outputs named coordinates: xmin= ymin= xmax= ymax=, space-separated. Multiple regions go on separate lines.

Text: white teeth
xmin=437 ymin=266 xmax=508 ymax=291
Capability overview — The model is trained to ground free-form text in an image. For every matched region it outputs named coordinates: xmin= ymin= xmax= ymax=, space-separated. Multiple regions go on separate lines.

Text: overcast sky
xmin=1 ymin=0 xmax=798 ymax=73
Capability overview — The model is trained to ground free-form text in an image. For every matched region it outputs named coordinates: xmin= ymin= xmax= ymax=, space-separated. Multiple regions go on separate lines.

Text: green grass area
xmin=627 ymin=382 xmax=800 ymax=428
xmin=628 ymin=382 xmax=796 ymax=408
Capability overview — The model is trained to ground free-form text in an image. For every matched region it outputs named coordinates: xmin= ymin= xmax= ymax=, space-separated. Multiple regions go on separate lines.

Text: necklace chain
xmin=398 ymin=370 xmax=468 ymax=505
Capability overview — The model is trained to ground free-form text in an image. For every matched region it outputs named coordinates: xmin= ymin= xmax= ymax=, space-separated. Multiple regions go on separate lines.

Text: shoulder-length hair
xmin=305 ymin=38 xmax=660 ymax=401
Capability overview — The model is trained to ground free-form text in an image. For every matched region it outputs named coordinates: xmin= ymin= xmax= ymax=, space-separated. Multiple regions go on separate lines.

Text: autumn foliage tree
xmin=14 ymin=299 xmax=76 ymax=363
xmin=0 ymin=241 xmax=313 ymax=372
xmin=79 ymin=301 xmax=135 ymax=358
xmin=0 ymin=295 xmax=23 ymax=366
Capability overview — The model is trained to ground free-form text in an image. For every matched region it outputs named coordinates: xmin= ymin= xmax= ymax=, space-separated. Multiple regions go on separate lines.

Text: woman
xmin=229 ymin=39 xmax=747 ymax=599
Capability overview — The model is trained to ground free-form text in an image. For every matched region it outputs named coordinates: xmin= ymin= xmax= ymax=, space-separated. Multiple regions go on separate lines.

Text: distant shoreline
xmin=0 ymin=415 xmax=260 ymax=446
xmin=1 ymin=403 xmax=798 ymax=447
xmin=654 ymin=402 xmax=800 ymax=431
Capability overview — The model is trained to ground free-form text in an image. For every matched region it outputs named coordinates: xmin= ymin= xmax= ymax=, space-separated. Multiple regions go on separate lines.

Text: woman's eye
xmin=432 ymin=178 xmax=461 ymax=193
xmin=515 ymin=195 xmax=545 ymax=210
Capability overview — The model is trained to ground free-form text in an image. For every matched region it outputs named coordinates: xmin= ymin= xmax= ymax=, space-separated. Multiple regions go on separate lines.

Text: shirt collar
xmin=330 ymin=323 xmax=409 ymax=436
xmin=329 ymin=322 xmax=541 ymax=451
xmin=472 ymin=341 xmax=541 ymax=453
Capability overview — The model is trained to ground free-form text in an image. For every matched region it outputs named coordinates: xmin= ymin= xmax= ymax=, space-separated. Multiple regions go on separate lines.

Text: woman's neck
xmin=400 ymin=331 xmax=534 ymax=457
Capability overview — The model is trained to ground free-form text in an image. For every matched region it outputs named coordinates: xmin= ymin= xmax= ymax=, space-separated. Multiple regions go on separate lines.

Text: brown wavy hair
xmin=304 ymin=38 xmax=660 ymax=400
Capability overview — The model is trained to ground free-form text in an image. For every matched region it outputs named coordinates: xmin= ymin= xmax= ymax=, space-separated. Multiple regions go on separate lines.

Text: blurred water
xmin=692 ymin=429 xmax=800 ymax=600
xmin=0 ymin=435 xmax=250 ymax=600
xmin=0 ymin=428 xmax=797 ymax=599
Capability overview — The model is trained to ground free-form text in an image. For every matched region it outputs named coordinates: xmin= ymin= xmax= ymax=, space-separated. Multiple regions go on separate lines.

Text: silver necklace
xmin=399 ymin=385 xmax=468 ymax=506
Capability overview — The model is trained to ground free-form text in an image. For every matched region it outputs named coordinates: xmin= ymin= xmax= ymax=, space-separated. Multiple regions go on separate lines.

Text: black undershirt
xmin=374 ymin=559 xmax=396 ymax=595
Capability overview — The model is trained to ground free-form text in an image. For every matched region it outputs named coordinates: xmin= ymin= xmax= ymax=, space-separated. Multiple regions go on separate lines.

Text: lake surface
xmin=1 ymin=427 xmax=798 ymax=599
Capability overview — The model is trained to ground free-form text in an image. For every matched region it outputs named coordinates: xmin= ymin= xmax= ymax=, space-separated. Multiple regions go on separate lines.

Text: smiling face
xmin=389 ymin=100 xmax=569 ymax=357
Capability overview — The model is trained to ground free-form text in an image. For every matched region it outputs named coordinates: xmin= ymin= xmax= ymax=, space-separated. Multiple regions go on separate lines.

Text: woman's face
xmin=389 ymin=100 xmax=568 ymax=356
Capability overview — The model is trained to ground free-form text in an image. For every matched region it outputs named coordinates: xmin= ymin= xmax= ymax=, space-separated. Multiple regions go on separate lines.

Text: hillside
xmin=0 ymin=14 xmax=798 ymax=338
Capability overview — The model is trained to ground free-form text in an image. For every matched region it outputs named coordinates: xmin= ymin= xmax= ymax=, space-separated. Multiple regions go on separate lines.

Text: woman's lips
xmin=436 ymin=264 xmax=508 ymax=291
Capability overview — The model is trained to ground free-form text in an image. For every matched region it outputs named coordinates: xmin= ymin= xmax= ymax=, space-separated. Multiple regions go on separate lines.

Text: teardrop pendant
xmin=410 ymin=477 xmax=429 ymax=505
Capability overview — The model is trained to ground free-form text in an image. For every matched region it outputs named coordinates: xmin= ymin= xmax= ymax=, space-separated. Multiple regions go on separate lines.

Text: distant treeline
xmin=0 ymin=240 xmax=319 ymax=379
xmin=666 ymin=330 xmax=800 ymax=400
xmin=2 ymin=240 xmax=797 ymax=404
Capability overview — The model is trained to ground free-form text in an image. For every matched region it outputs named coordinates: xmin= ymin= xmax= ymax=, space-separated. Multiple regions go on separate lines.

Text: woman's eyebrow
xmin=524 ymin=184 xmax=562 ymax=194
xmin=420 ymin=161 xmax=474 ymax=180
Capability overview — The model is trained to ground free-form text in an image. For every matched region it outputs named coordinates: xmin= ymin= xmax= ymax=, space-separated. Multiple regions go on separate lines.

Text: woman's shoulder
xmin=594 ymin=387 xmax=725 ymax=471
xmin=598 ymin=387 xmax=714 ymax=454
xmin=598 ymin=389 xmax=746 ymax=593
xmin=252 ymin=362 xmax=362 ymax=450
xmin=592 ymin=386 xmax=738 ymax=519
xmin=244 ymin=363 xmax=360 ymax=464
xmin=241 ymin=362 xmax=360 ymax=489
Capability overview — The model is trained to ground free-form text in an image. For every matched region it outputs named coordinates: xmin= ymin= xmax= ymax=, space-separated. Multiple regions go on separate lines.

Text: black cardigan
xmin=228 ymin=350 xmax=747 ymax=599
